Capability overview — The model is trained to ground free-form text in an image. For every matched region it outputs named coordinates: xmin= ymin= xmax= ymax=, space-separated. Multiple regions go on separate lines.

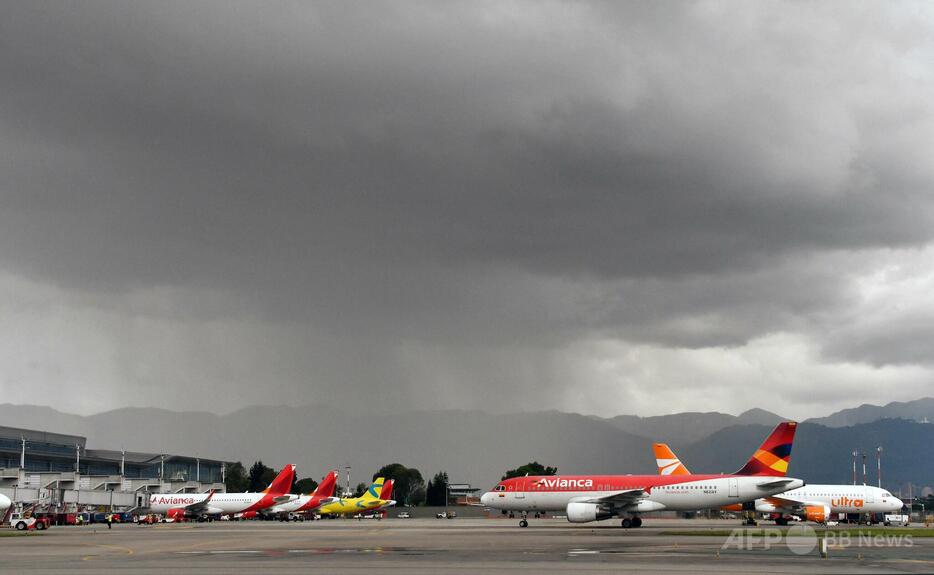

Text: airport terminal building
xmin=0 ymin=425 xmax=227 ymax=512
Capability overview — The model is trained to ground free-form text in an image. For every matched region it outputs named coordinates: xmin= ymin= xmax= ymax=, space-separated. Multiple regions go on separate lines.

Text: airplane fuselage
xmin=758 ymin=484 xmax=903 ymax=515
xmin=149 ymin=492 xmax=289 ymax=516
xmin=481 ymin=474 xmax=804 ymax=513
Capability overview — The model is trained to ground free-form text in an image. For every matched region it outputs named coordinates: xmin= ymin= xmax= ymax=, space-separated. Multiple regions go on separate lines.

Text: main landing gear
xmin=620 ymin=517 xmax=642 ymax=528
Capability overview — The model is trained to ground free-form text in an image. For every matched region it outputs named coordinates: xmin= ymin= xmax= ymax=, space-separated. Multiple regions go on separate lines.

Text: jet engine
xmin=804 ymin=504 xmax=830 ymax=524
xmin=566 ymin=502 xmax=613 ymax=523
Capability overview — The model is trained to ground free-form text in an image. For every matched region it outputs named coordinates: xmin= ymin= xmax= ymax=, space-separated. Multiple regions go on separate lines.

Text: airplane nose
xmin=480 ymin=492 xmax=492 ymax=506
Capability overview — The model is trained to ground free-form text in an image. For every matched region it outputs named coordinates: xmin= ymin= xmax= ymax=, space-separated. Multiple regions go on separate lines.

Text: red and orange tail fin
xmin=263 ymin=464 xmax=296 ymax=494
xmin=314 ymin=470 xmax=339 ymax=498
xmin=653 ymin=443 xmax=692 ymax=475
xmin=734 ymin=421 xmax=797 ymax=476
xmin=379 ymin=479 xmax=394 ymax=500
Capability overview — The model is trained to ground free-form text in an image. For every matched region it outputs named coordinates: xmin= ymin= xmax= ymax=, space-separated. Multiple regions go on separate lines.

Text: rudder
xmin=653 ymin=443 xmax=692 ymax=475
xmin=734 ymin=422 xmax=797 ymax=476
xmin=264 ymin=464 xmax=297 ymax=494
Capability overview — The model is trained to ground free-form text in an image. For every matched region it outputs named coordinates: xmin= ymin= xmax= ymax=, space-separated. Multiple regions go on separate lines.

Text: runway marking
xmin=80 ymin=543 xmax=135 ymax=561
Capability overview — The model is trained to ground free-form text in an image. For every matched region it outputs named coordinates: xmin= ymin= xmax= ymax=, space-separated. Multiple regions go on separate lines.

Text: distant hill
xmin=0 ymin=404 xmax=658 ymax=487
xmin=597 ymin=408 xmax=785 ymax=446
xmin=0 ymin=400 xmax=931 ymax=493
xmin=807 ymin=398 xmax=934 ymax=428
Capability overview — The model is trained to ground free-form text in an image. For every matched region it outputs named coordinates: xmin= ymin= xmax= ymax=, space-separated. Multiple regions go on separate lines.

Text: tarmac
xmin=2 ymin=517 xmax=933 ymax=574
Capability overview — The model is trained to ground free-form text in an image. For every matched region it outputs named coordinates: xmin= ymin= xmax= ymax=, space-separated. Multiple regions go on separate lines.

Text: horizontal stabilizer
xmin=756 ymin=478 xmax=797 ymax=490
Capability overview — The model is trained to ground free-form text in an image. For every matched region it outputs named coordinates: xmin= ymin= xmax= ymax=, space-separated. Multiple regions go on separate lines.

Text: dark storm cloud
xmin=1 ymin=1 xmax=933 ymax=415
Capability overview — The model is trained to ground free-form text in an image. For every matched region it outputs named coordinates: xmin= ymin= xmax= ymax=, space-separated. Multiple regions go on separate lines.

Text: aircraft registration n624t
xmin=149 ymin=464 xmax=297 ymax=520
xmin=480 ymin=422 xmax=804 ymax=528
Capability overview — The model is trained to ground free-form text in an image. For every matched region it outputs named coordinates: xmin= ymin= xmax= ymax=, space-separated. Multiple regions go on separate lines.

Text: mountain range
xmin=1 ymin=398 xmax=932 ymax=493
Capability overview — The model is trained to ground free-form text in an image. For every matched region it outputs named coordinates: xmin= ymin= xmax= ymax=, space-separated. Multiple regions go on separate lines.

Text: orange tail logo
xmin=653 ymin=443 xmax=692 ymax=475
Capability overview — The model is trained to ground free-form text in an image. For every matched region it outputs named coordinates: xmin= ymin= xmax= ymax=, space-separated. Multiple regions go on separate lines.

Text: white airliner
xmin=480 ymin=422 xmax=805 ymax=527
xmin=0 ymin=493 xmax=11 ymax=517
xmin=753 ymin=485 xmax=904 ymax=524
xmin=653 ymin=443 xmax=904 ymax=523
xmin=149 ymin=464 xmax=297 ymax=520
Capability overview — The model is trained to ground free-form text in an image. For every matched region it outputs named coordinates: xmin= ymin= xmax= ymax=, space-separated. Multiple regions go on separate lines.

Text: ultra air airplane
xmin=149 ymin=464 xmax=297 ymax=520
xmin=480 ymin=422 xmax=804 ymax=528
xmin=653 ymin=442 xmax=903 ymax=524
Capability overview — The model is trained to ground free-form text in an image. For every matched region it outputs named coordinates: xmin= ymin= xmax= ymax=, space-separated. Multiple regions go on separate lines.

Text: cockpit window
xmin=494 ymin=485 xmax=506 ymax=492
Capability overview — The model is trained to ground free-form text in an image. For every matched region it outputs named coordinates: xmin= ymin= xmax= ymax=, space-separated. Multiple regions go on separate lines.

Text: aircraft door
xmin=865 ymin=487 xmax=874 ymax=504
xmin=728 ymin=478 xmax=739 ymax=498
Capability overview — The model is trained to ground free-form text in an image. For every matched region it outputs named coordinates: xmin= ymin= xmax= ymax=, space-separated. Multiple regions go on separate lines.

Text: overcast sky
xmin=1 ymin=1 xmax=933 ymax=418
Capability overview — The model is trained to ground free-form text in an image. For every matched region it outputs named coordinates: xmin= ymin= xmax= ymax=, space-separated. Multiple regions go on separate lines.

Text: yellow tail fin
xmin=360 ymin=477 xmax=386 ymax=500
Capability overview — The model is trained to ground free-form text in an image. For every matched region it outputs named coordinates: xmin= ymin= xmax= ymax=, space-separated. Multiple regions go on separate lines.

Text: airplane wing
xmin=763 ymin=494 xmax=810 ymax=511
xmin=178 ymin=490 xmax=217 ymax=515
xmin=578 ymin=488 xmax=648 ymax=506
xmin=301 ymin=497 xmax=340 ymax=512
xmin=272 ymin=494 xmax=297 ymax=504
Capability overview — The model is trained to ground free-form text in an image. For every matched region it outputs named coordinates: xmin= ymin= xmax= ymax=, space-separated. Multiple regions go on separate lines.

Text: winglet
xmin=734 ymin=422 xmax=797 ymax=476
xmin=653 ymin=443 xmax=692 ymax=475
xmin=263 ymin=464 xmax=297 ymax=494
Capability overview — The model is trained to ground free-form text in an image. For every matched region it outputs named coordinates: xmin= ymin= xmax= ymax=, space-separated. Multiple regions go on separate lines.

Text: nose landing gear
xmin=519 ymin=519 xmax=528 ymax=528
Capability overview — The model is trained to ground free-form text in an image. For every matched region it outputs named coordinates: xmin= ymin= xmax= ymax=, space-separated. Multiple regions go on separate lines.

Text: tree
xmin=224 ymin=461 xmax=249 ymax=492
xmin=502 ymin=461 xmax=557 ymax=481
xmin=426 ymin=471 xmax=449 ymax=506
xmin=373 ymin=463 xmax=426 ymax=506
xmin=248 ymin=461 xmax=275 ymax=492
xmin=353 ymin=482 xmax=368 ymax=497
xmin=292 ymin=477 xmax=319 ymax=495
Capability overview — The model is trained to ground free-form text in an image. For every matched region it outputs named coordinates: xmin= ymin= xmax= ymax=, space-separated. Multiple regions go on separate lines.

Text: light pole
xmin=852 ymin=450 xmax=857 ymax=485
xmin=862 ymin=452 xmax=867 ymax=485
xmin=876 ymin=446 xmax=882 ymax=488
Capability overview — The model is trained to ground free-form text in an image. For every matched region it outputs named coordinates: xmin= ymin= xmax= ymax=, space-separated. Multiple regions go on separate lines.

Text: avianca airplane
xmin=479 ymin=422 xmax=804 ymax=528
xmin=149 ymin=464 xmax=297 ymax=520
xmin=653 ymin=442 xmax=903 ymax=524
xmin=372 ymin=479 xmax=396 ymax=512
xmin=263 ymin=470 xmax=340 ymax=517
xmin=317 ymin=477 xmax=396 ymax=515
